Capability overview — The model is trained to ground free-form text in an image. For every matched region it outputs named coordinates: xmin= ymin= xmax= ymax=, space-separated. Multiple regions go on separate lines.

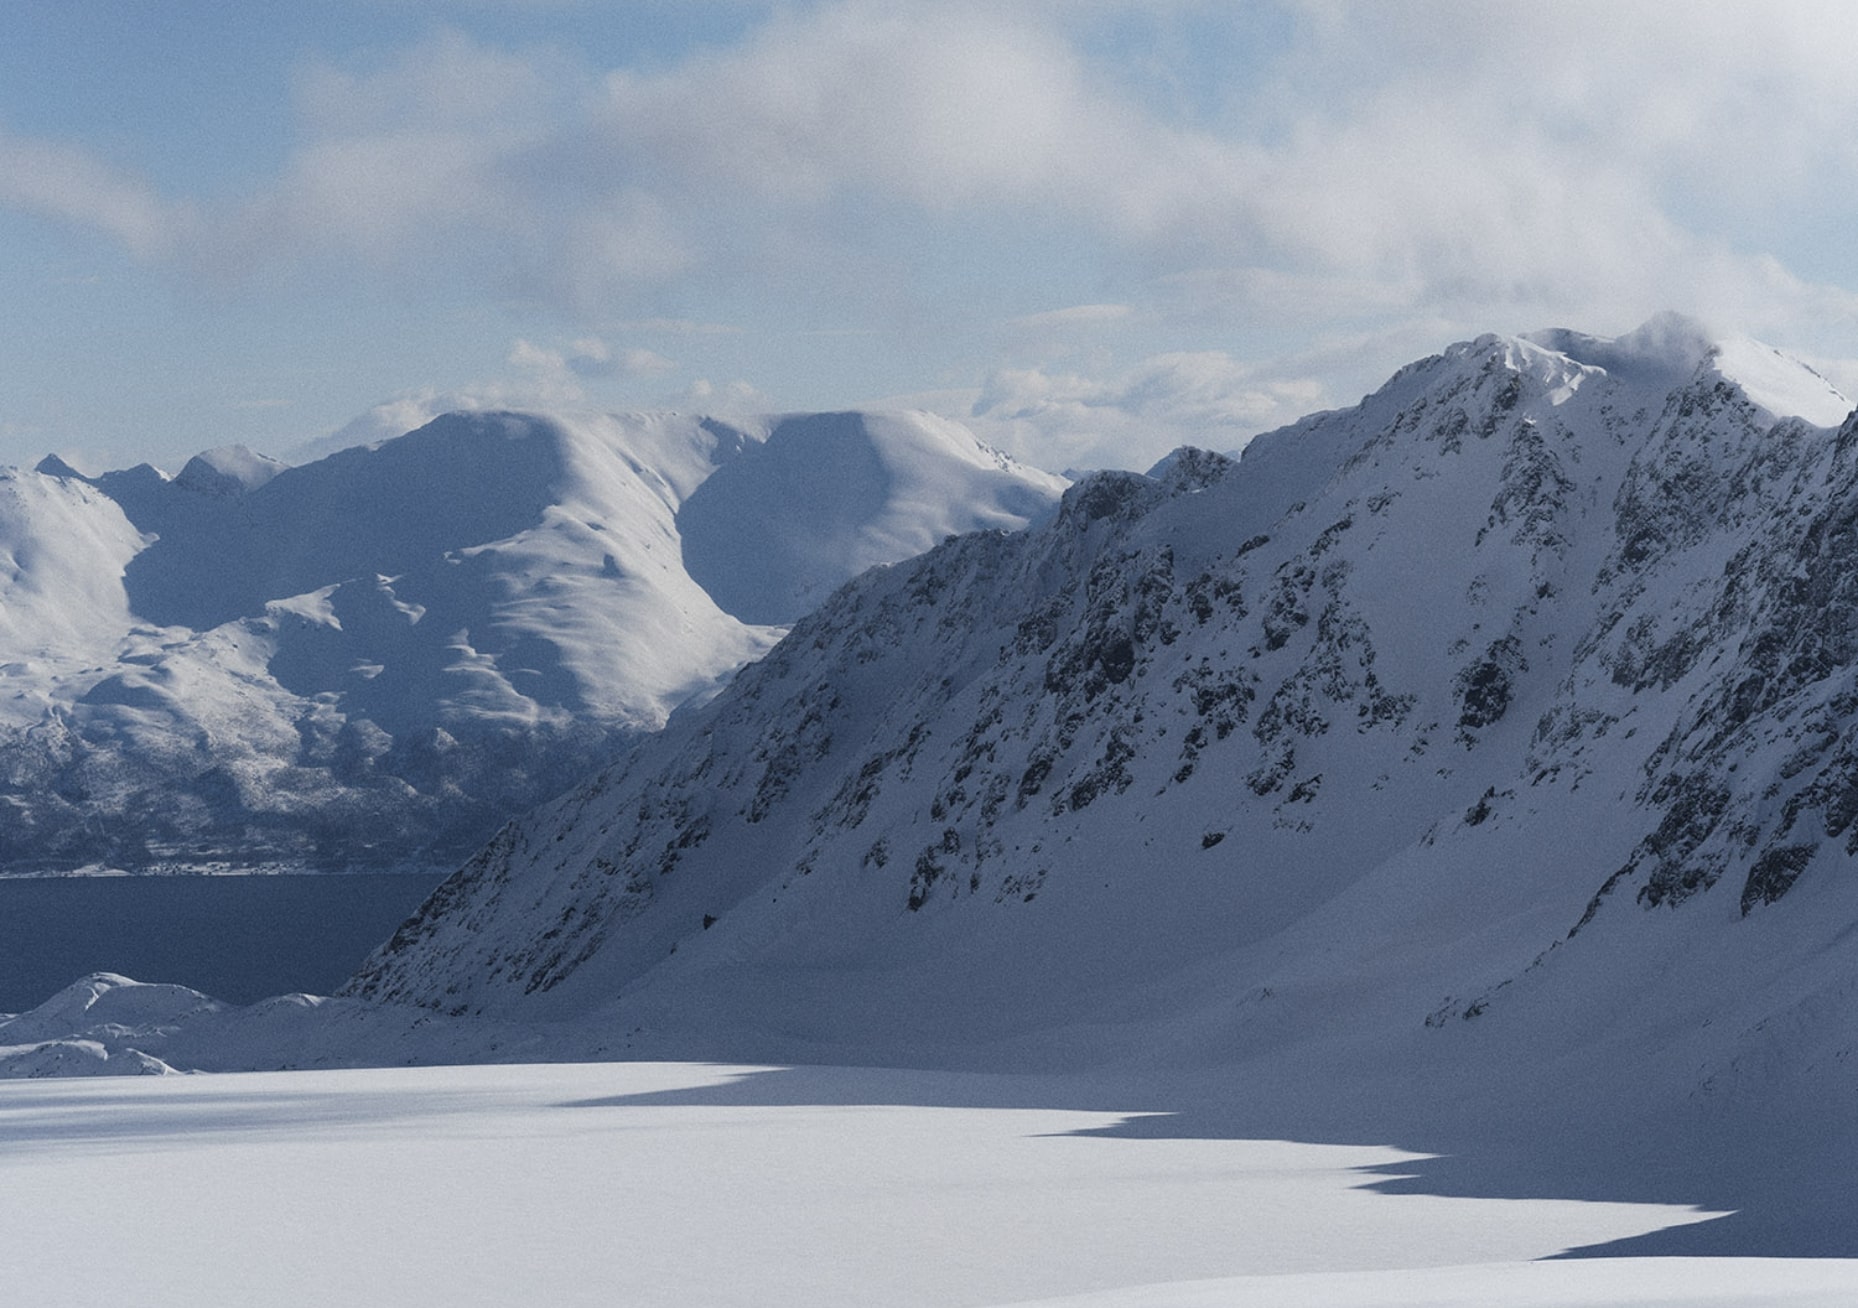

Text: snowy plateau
xmin=0 ymin=409 xmax=1063 ymax=873
xmin=15 ymin=314 xmax=1858 ymax=1305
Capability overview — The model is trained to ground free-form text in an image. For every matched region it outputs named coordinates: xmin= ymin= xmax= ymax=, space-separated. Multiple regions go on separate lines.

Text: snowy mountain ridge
xmin=307 ymin=317 xmax=1858 ymax=1106
xmin=0 ymin=408 xmax=1064 ymax=873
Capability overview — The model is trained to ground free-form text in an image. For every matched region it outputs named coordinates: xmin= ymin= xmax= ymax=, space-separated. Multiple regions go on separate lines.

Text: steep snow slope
xmin=0 ymin=467 xmax=145 ymax=656
xmin=679 ymin=410 xmax=1063 ymax=624
xmin=0 ymin=409 xmax=1063 ymax=873
xmin=343 ymin=317 xmax=1858 ymax=1116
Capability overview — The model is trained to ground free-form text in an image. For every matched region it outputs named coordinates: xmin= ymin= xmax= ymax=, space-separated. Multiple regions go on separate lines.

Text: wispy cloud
xmin=509 ymin=336 xmax=679 ymax=400
xmin=0 ymin=129 xmax=188 ymax=258
xmin=968 ymin=348 xmax=1329 ymax=471
xmin=671 ymin=376 xmax=771 ymax=415
xmin=604 ymin=317 xmax=742 ymax=336
xmin=1009 ymin=304 xmax=1132 ymax=330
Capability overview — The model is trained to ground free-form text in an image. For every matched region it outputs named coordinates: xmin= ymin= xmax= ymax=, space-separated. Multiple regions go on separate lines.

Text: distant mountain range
xmin=0 ymin=409 xmax=1064 ymax=874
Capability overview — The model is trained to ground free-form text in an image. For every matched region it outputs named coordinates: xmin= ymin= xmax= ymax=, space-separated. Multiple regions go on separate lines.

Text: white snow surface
xmin=1711 ymin=333 xmax=1853 ymax=428
xmin=0 ymin=407 xmax=1062 ymax=871
xmin=0 ymin=467 xmax=145 ymax=654
xmin=12 ymin=1060 xmax=1857 ymax=1308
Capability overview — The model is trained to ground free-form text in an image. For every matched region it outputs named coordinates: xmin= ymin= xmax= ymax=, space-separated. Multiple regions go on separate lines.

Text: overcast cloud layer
xmin=5 ymin=1 xmax=1858 ymax=472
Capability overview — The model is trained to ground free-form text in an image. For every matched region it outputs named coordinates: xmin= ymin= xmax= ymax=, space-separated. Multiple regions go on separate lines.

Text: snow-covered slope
xmin=0 ymin=466 xmax=146 ymax=655
xmin=338 ymin=317 xmax=1858 ymax=1113
xmin=678 ymin=410 xmax=1062 ymax=624
xmin=0 ymin=409 xmax=1063 ymax=873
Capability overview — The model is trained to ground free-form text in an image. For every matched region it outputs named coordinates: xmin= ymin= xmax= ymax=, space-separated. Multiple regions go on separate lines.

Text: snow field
xmin=1002 ymin=1260 xmax=1858 ymax=1307
xmin=2 ymin=1061 xmax=1820 ymax=1308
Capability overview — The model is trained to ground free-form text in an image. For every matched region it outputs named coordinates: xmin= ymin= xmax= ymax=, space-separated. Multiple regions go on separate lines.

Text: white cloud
xmin=568 ymin=339 xmax=678 ymax=379
xmin=507 ymin=339 xmax=582 ymax=402
xmin=968 ymin=349 xmax=1331 ymax=472
xmin=1214 ymin=1 xmax=1858 ymax=337
xmin=590 ymin=6 xmax=1181 ymax=218
xmin=509 ymin=336 xmax=678 ymax=401
xmin=605 ymin=317 xmax=742 ymax=336
xmin=286 ymin=389 xmax=492 ymax=463
xmin=0 ymin=129 xmax=186 ymax=258
xmin=670 ymin=376 xmax=772 ymax=416
xmin=1009 ymin=304 xmax=1132 ymax=330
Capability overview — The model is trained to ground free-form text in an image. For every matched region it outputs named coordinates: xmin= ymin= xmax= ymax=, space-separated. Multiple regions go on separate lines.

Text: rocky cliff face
xmin=345 ymin=318 xmax=1858 ymax=1083
xmin=0 ymin=408 xmax=1062 ymax=873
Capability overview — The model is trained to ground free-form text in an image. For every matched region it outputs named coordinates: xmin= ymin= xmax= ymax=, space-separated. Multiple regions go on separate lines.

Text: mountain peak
xmin=1709 ymin=334 xmax=1852 ymax=427
xmin=1522 ymin=312 xmax=1850 ymax=427
xmin=33 ymin=453 xmax=89 ymax=481
xmin=174 ymin=444 xmax=289 ymax=497
xmin=1520 ymin=311 xmax=1715 ymax=387
xmin=1144 ymin=446 xmax=1238 ymax=489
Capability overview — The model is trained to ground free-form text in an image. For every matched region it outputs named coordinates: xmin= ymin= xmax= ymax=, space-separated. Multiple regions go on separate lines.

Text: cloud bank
xmin=8 ymin=1 xmax=1858 ymax=470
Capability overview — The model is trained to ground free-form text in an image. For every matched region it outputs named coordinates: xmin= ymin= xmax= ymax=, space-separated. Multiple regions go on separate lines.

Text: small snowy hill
xmin=333 ymin=317 xmax=1858 ymax=1119
xmin=0 ymin=409 xmax=1063 ymax=873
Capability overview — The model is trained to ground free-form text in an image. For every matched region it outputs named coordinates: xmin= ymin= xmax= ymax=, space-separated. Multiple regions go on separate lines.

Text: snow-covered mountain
xmin=330 ymin=316 xmax=1858 ymax=1106
xmin=0 ymin=409 xmax=1064 ymax=874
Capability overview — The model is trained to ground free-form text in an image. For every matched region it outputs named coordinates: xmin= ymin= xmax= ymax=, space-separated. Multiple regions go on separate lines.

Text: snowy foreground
xmin=4 ymin=1060 xmax=1856 ymax=1308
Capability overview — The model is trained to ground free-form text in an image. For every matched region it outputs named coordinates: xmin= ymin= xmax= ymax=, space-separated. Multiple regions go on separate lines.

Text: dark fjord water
xmin=0 ymin=872 xmax=444 ymax=1012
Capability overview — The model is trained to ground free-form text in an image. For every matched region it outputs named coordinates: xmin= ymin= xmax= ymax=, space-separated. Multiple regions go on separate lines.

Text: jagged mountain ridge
xmin=344 ymin=317 xmax=1858 ymax=1090
xmin=0 ymin=409 xmax=1063 ymax=873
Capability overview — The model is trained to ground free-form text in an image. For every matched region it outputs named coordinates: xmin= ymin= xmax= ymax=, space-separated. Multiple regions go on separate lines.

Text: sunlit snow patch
xmin=0 ymin=1062 xmax=1761 ymax=1308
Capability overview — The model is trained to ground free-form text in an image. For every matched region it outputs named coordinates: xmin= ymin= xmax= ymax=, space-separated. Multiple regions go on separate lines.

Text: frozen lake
xmin=0 ymin=873 xmax=443 ymax=1011
xmin=4 ymin=1061 xmax=1856 ymax=1307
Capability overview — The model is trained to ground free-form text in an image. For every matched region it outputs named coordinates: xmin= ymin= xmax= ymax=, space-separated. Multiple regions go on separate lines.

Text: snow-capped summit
xmin=32 ymin=453 xmax=87 ymax=480
xmin=1525 ymin=311 xmax=1852 ymax=427
xmin=1523 ymin=310 xmax=1720 ymax=387
xmin=0 ymin=407 xmax=1064 ymax=873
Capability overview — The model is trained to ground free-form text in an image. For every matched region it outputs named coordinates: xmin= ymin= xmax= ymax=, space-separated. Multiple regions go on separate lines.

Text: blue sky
xmin=6 ymin=1 xmax=1858 ymax=474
